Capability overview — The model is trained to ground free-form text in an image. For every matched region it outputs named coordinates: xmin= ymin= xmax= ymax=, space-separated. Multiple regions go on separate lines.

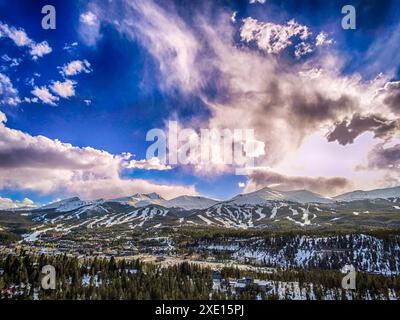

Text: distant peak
xmin=67 ymin=196 xmax=81 ymax=202
xmin=146 ymin=192 xmax=163 ymax=200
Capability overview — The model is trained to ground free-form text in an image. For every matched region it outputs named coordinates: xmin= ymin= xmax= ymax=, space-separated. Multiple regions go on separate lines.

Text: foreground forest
xmin=1 ymin=251 xmax=400 ymax=300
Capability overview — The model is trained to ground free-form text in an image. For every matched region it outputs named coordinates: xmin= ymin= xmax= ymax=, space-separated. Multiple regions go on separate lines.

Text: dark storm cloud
xmin=0 ymin=147 xmax=95 ymax=169
xmin=247 ymin=169 xmax=351 ymax=196
xmin=366 ymin=144 xmax=400 ymax=170
xmin=327 ymin=113 xmax=399 ymax=145
xmin=381 ymin=81 xmax=400 ymax=113
xmin=290 ymin=93 xmax=355 ymax=123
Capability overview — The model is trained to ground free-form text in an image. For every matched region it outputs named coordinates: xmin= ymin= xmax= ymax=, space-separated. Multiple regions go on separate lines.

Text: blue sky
xmin=1 ymin=0 xmax=400 ymax=207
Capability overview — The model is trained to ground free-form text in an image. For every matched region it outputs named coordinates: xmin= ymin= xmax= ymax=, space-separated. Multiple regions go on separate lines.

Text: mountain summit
xmin=334 ymin=186 xmax=400 ymax=202
xmin=224 ymin=187 xmax=334 ymax=205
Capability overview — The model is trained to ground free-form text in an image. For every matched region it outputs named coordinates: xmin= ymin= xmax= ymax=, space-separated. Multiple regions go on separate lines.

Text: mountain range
xmin=33 ymin=185 xmax=400 ymax=212
xmin=1 ymin=186 xmax=400 ymax=237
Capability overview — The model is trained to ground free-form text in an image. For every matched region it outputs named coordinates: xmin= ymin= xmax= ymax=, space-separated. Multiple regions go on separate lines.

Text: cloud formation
xmin=31 ymin=86 xmax=59 ymax=106
xmin=379 ymin=81 xmax=400 ymax=114
xmin=0 ymin=197 xmax=36 ymax=210
xmin=50 ymin=80 xmax=76 ymax=98
xmin=327 ymin=113 xmax=399 ymax=145
xmin=240 ymin=18 xmax=311 ymax=55
xmin=60 ymin=60 xmax=92 ymax=77
xmin=0 ymin=72 xmax=20 ymax=106
xmin=244 ymin=167 xmax=351 ymax=196
xmin=0 ymin=22 xmax=52 ymax=59
xmin=127 ymin=157 xmax=172 ymax=171
xmin=79 ymin=11 xmax=102 ymax=46
xmin=25 ymin=60 xmax=92 ymax=106
xmin=365 ymin=143 xmax=400 ymax=170
xmin=316 ymin=32 xmax=333 ymax=47
xmin=87 ymin=0 xmax=396 ymax=192
xmin=0 ymin=111 xmax=196 ymax=200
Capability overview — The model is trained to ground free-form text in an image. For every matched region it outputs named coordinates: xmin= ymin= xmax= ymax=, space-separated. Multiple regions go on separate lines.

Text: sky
xmin=0 ymin=0 xmax=400 ymax=208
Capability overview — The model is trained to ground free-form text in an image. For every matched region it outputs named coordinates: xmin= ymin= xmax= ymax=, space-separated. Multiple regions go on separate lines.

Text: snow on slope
xmin=225 ymin=188 xmax=286 ymax=206
xmin=34 ymin=185 xmax=400 ymax=219
xmin=224 ymin=188 xmax=333 ymax=205
xmin=111 ymin=193 xmax=218 ymax=210
xmin=283 ymin=190 xmax=334 ymax=204
xmin=163 ymin=196 xmax=218 ymax=210
xmin=37 ymin=193 xmax=217 ymax=214
xmin=334 ymin=186 xmax=400 ymax=202
xmin=110 ymin=193 xmax=166 ymax=207
xmin=40 ymin=197 xmax=100 ymax=213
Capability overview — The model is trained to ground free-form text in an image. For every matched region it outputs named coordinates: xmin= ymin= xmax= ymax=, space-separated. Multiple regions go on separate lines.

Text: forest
xmin=1 ymin=252 xmax=400 ymax=300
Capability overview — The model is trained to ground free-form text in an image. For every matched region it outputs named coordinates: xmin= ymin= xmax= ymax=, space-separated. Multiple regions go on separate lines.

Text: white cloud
xmin=1 ymin=54 xmax=21 ymax=68
xmin=0 ymin=22 xmax=31 ymax=46
xmin=0 ymin=22 xmax=52 ymax=59
xmin=50 ymin=79 xmax=76 ymax=98
xmin=79 ymin=11 xmax=102 ymax=46
xmin=24 ymin=97 xmax=38 ymax=104
xmin=31 ymin=86 xmax=59 ymax=106
xmin=295 ymin=42 xmax=313 ymax=59
xmin=63 ymin=42 xmax=78 ymax=51
xmin=0 ymin=72 xmax=21 ymax=106
xmin=249 ymin=0 xmax=267 ymax=4
xmin=127 ymin=157 xmax=172 ymax=171
xmin=240 ymin=17 xmax=311 ymax=54
xmin=29 ymin=62 xmax=90 ymax=104
xmin=80 ymin=11 xmax=98 ymax=26
xmin=0 ymin=110 xmax=7 ymax=123
xmin=0 ymin=197 xmax=36 ymax=210
xmin=231 ymin=12 xmax=237 ymax=23
xmin=316 ymin=32 xmax=333 ymax=47
xmin=363 ymin=23 xmax=400 ymax=77
xmin=0 ymin=111 xmax=196 ymax=200
xmin=65 ymin=1 xmax=399 ymax=191
xmin=30 ymin=41 xmax=52 ymax=59
xmin=99 ymin=1 xmax=202 ymax=93
xmin=60 ymin=59 xmax=92 ymax=77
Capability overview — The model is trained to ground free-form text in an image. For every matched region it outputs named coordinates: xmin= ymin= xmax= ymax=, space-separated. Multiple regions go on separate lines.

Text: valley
xmin=1 ymin=186 xmax=400 ymax=300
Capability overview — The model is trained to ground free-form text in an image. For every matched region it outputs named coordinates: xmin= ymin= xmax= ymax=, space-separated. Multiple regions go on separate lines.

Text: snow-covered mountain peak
xmin=225 ymin=187 xmax=333 ymax=205
xmin=110 ymin=193 xmax=166 ymax=208
xmin=225 ymin=188 xmax=286 ymax=206
xmin=164 ymin=195 xmax=218 ymax=210
xmin=40 ymin=197 xmax=96 ymax=213
xmin=334 ymin=186 xmax=400 ymax=202
xmin=283 ymin=190 xmax=334 ymax=204
xmin=146 ymin=192 xmax=163 ymax=200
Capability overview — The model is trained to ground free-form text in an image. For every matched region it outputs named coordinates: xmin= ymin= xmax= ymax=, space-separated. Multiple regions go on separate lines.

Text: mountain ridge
xmin=4 ymin=185 xmax=400 ymax=213
xmin=334 ymin=186 xmax=400 ymax=202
